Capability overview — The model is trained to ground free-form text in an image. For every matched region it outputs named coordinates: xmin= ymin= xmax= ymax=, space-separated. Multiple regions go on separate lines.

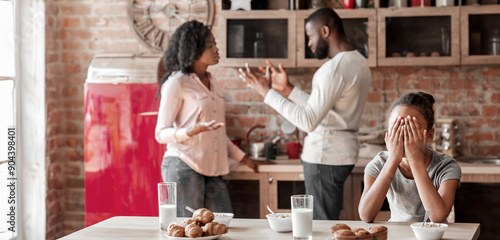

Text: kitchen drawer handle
xmin=269 ymin=176 xmax=274 ymax=183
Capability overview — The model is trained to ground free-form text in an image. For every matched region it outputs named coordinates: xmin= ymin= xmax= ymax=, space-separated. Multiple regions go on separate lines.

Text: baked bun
xmin=185 ymin=223 xmax=203 ymax=238
xmin=203 ymin=222 xmax=229 ymax=236
xmin=333 ymin=229 xmax=356 ymax=240
xmin=369 ymin=225 xmax=388 ymax=240
xmin=192 ymin=208 xmax=215 ymax=224
xmin=355 ymin=230 xmax=373 ymax=239
xmin=331 ymin=223 xmax=351 ymax=234
xmin=180 ymin=219 xmax=201 ymax=227
xmin=166 ymin=223 xmax=185 ymax=237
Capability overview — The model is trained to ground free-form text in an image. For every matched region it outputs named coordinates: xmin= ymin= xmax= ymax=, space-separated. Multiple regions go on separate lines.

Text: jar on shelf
xmin=251 ymin=0 xmax=267 ymax=9
xmin=389 ymin=0 xmax=407 ymax=7
xmin=436 ymin=0 xmax=453 ymax=6
xmin=490 ymin=29 xmax=500 ymax=56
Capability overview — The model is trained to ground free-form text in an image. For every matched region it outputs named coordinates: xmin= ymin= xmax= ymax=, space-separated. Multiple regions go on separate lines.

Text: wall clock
xmin=128 ymin=0 xmax=216 ymax=53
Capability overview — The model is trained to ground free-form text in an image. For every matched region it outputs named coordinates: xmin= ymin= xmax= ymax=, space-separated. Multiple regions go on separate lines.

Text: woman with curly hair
xmin=155 ymin=20 xmax=264 ymax=217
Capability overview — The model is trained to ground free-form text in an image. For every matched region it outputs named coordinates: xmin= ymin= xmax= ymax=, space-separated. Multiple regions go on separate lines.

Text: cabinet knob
xmin=269 ymin=176 xmax=274 ymax=183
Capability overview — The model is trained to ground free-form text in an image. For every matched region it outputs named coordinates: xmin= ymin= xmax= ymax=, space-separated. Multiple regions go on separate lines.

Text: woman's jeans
xmin=161 ymin=156 xmax=233 ymax=217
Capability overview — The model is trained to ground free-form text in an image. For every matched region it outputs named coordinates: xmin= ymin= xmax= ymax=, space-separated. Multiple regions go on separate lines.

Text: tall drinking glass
xmin=291 ymin=195 xmax=313 ymax=240
xmin=158 ymin=182 xmax=176 ymax=230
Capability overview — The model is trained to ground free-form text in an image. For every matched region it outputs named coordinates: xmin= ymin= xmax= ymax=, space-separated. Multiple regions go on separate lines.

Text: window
xmin=0 ymin=0 xmax=16 ymax=238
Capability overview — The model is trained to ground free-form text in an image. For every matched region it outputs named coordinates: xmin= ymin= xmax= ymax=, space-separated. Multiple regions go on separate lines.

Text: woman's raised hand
xmin=186 ymin=110 xmax=224 ymax=137
xmin=385 ymin=116 xmax=404 ymax=164
xmin=403 ymin=116 xmax=427 ymax=165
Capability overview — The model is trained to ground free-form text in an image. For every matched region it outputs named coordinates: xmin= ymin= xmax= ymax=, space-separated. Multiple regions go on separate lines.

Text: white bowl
xmin=266 ymin=213 xmax=292 ymax=233
xmin=410 ymin=222 xmax=448 ymax=240
xmin=213 ymin=213 xmax=234 ymax=226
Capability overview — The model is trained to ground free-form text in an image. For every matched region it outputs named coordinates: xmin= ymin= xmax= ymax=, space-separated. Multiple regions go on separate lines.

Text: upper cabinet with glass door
xmin=218 ymin=0 xmax=298 ymax=67
xmin=296 ymin=9 xmax=377 ymax=67
xmin=461 ymin=5 xmax=500 ymax=65
xmin=217 ymin=10 xmax=297 ymax=67
xmin=377 ymin=7 xmax=460 ymax=66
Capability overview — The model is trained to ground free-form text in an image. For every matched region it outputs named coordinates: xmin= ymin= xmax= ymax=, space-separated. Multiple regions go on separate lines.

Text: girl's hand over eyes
xmin=385 ymin=116 xmax=404 ymax=164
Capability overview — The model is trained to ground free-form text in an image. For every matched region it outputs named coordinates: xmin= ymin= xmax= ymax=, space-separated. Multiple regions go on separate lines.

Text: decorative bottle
xmin=254 ymin=32 xmax=266 ymax=58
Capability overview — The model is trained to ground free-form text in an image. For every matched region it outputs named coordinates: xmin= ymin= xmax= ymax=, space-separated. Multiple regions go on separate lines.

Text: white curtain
xmin=14 ymin=0 xmax=46 ymax=239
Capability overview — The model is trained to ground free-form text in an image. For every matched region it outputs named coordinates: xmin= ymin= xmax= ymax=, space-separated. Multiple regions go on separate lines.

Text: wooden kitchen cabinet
xmin=377 ymin=7 xmax=460 ymax=66
xmin=225 ymin=171 xmax=306 ymax=219
xmin=218 ymin=5 xmax=500 ymax=69
xmin=296 ymin=9 xmax=377 ymax=67
xmin=224 ymin=172 xmax=269 ymax=218
xmin=218 ymin=10 xmax=297 ymax=67
xmin=460 ymin=5 xmax=500 ymax=65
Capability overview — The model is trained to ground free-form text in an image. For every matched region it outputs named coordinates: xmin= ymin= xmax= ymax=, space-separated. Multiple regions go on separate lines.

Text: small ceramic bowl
xmin=410 ymin=222 xmax=448 ymax=240
xmin=213 ymin=213 xmax=234 ymax=226
xmin=266 ymin=213 xmax=292 ymax=233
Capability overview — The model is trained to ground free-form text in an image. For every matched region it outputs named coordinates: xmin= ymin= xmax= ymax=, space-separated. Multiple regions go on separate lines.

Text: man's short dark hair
xmin=305 ymin=8 xmax=345 ymax=37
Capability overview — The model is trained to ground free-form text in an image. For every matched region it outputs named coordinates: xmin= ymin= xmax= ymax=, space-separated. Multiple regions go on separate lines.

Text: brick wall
xmin=44 ymin=0 xmax=500 ymax=238
xmin=220 ymin=65 xmax=500 ymax=156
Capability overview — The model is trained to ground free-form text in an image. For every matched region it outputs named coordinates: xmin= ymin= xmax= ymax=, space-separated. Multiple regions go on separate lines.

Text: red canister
xmin=344 ymin=0 xmax=356 ymax=8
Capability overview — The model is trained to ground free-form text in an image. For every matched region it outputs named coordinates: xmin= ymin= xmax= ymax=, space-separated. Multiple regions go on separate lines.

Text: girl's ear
xmin=426 ymin=128 xmax=435 ymax=145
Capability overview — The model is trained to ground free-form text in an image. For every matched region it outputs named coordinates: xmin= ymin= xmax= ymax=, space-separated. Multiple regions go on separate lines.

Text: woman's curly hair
xmin=158 ymin=20 xmax=212 ymax=95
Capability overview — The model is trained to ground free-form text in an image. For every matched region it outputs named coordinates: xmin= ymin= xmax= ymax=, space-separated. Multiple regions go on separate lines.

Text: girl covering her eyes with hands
xmin=358 ymin=92 xmax=461 ymax=223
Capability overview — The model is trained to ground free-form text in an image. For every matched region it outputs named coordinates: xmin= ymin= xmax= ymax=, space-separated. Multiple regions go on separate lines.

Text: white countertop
xmin=59 ymin=216 xmax=480 ymax=240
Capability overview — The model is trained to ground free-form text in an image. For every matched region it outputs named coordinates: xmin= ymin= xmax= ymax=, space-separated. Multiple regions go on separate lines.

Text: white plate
xmin=165 ymin=234 xmax=222 ymax=240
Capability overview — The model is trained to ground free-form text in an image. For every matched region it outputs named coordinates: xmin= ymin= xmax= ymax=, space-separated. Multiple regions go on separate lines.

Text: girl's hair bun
xmin=417 ymin=92 xmax=435 ymax=105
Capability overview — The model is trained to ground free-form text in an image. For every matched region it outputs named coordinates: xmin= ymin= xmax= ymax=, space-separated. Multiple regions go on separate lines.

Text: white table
xmin=59 ymin=216 xmax=480 ymax=240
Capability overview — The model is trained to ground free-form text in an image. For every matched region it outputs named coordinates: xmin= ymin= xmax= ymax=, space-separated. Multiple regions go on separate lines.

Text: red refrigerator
xmin=84 ymin=53 xmax=165 ymax=226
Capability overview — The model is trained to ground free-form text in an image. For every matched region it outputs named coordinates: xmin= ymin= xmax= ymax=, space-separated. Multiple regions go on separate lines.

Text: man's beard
xmin=314 ymin=38 xmax=329 ymax=60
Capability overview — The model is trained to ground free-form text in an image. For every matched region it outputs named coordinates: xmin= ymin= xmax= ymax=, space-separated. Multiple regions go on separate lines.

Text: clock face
xmin=128 ymin=0 xmax=216 ymax=52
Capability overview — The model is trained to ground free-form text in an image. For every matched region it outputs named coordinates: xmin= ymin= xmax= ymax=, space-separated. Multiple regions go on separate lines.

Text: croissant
xmin=203 ymin=222 xmax=228 ymax=236
xmin=166 ymin=224 xmax=185 ymax=237
xmin=180 ymin=219 xmax=201 ymax=227
xmin=351 ymin=228 xmax=367 ymax=234
xmin=192 ymin=208 xmax=214 ymax=224
xmin=185 ymin=223 xmax=203 ymax=238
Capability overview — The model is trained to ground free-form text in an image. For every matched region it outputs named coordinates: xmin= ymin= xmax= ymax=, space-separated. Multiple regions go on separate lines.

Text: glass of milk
xmin=158 ymin=182 xmax=176 ymax=230
xmin=291 ymin=195 xmax=313 ymax=240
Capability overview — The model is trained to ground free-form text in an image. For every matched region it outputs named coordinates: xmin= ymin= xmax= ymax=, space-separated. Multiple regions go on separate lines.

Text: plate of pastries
xmin=331 ymin=223 xmax=388 ymax=240
xmin=166 ymin=208 xmax=229 ymax=239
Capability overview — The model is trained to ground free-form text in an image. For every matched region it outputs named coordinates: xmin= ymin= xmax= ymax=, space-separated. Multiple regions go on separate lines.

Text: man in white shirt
xmin=239 ymin=8 xmax=372 ymax=220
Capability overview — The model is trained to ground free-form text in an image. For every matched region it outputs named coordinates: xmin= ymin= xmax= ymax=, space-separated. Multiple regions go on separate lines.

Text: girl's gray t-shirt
xmin=364 ymin=148 xmax=462 ymax=222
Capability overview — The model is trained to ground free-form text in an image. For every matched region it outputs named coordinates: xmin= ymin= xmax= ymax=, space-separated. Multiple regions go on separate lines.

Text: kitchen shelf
xmin=218 ymin=10 xmax=297 ymax=67
xmin=377 ymin=7 xmax=460 ymax=66
xmin=460 ymin=5 xmax=500 ymax=65
xmin=296 ymin=9 xmax=377 ymax=67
